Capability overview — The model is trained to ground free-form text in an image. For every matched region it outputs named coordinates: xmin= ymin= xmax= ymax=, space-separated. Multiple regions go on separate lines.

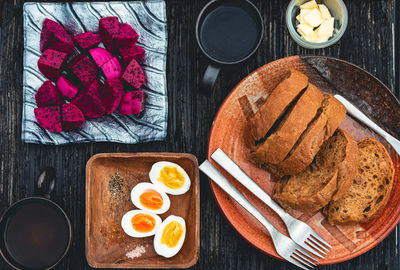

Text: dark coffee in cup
xmin=3 ymin=199 xmax=70 ymax=269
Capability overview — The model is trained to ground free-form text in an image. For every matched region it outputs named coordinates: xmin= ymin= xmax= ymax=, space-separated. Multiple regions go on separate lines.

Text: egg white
xmin=121 ymin=210 xmax=162 ymax=238
xmin=149 ymin=161 xmax=191 ymax=195
xmin=131 ymin=182 xmax=171 ymax=214
xmin=153 ymin=215 xmax=186 ymax=258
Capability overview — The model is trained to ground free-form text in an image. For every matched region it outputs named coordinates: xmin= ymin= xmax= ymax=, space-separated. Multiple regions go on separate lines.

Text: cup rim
xmin=286 ymin=0 xmax=348 ymax=49
xmin=0 ymin=197 xmax=73 ymax=270
xmin=195 ymin=0 xmax=264 ymax=65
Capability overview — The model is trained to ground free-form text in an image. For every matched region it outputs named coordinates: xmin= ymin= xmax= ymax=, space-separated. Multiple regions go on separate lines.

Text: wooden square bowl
xmin=85 ymin=153 xmax=200 ymax=268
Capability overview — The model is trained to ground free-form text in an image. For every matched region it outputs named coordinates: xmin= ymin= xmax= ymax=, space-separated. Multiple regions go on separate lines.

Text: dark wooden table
xmin=1 ymin=0 xmax=399 ymax=269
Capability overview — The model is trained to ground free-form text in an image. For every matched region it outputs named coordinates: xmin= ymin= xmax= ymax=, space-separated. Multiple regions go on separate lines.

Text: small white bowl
xmin=286 ymin=0 xmax=348 ymax=49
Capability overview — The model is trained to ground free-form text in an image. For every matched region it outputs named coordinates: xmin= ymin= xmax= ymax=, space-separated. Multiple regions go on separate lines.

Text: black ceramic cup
xmin=196 ymin=0 xmax=264 ymax=93
xmin=0 ymin=167 xmax=72 ymax=270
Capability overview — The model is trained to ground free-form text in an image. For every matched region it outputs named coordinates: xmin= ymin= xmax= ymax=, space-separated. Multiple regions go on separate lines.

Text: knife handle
xmin=334 ymin=94 xmax=400 ymax=156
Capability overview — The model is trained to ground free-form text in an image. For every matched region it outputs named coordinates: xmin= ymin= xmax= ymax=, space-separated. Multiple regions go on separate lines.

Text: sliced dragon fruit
xmin=122 ymin=58 xmax=145 ymax=89
xmin=101 ymin=57 xmax=122 ymax=80
xmin=119 ymin=90 xmax=145 ymax=115
xmin=89 ymin=47 xmax=113 ymax=68
xmin=99 ymin=17 xmax=120 ymax=51
xmin=61 ymin=103 xmax=85 ymax=131
xmin=101 ymin=79 xmax=123 ymax=114
xmin=72 ymin=80 xmax=105 ymax=118
xmin=67 ymin=54 xmax=98 ymax=88
xmin=34 ymin=106 xmax=62 ymax=132
xmin=114 ymin=23 xmax=138 ymax=49
xmin=119 ymin=45 xmax=145 ymax=66
xmin=73 ymin=32 xmax=101 ymax=50
xmin=38 ymin=49 xmax=67 ymax=81
xmin=56 ymin=75 xmax=79 ymax=100
xmin=35 ymin=81 xmax=64 ymax=107
xmin=40 ymin=19 xmax=74 ymax=54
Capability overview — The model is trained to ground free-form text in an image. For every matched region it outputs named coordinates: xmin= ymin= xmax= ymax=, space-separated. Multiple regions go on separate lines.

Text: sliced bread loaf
xmin=266 ymin=94 xmax=347 ymax=177
xmin=249 ymin=69 xmax=309 ymax=143
xmin=251 ymin=83 xmax=324 ymax=165
xmin=323 ymin=138 xmax=394 ymax=225
xmin=273 ymin=129 xmax=358 ymax=213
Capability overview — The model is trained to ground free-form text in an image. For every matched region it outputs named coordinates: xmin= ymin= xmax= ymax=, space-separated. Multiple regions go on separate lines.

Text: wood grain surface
xmin=0 ymin=0 xmax=399 ymax=269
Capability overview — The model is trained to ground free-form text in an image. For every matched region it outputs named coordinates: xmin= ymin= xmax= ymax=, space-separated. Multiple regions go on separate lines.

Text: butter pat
xmin=297 ymin=23 xmax=314 ymax=37
xmin=300 ymin=0 xmax=318 ymax=10
xmin=317 ymin=17 xmax=334 ymax=37
xmin=303 ymin=8 xmax=324 ymax=27
xmin=318 ymin=4 xmax=332 ymax=19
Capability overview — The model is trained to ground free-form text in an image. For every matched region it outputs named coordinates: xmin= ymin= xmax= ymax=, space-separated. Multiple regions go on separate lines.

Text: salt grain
xmin=126 ymin=245 xmax=146 ymax=259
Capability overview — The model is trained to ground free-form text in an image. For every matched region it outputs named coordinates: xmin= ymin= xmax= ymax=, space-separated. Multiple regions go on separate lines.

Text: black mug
xmin=0 ymin=167 xmax=72 ymax=270
xmin=196 ymin=0 xmax=264 ymax=93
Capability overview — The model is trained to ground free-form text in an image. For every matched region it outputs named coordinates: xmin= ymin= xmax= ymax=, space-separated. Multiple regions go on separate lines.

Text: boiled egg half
xmin=131 ymin=182 xmax=171 ymax=214
xmin=149 ymin=161 xmax=191 ymax=195
xmin=121 ymin=210 xmax=162 ymax=238
xmin=154 ymin=215 xmax=186 ymax=258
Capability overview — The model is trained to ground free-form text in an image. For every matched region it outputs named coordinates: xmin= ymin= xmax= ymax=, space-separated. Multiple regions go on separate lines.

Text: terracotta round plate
xmin=207 ymin=56 xmax=400 ymax=265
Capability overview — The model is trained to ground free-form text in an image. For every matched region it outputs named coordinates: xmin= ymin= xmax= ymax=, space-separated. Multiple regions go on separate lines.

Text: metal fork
xmin=211 ymin=148 xmax=331 ymax=259
xmin=200 ymin=160 xmax=317 ymax=270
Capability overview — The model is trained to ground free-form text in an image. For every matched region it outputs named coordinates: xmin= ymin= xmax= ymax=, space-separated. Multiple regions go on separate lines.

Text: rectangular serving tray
xmin=85 ymin=153 xmax=199 ymax=268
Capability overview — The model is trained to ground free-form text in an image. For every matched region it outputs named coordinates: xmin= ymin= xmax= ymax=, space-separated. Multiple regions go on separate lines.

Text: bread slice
xmin=266 ymin=94 xmax=347 ymax=177
xmin=323 ymin=138 xmax=394 ymax=225
xmin=273 ymin=129 xmax=358 ymax=213
xmin=249 ymin=69 xmax=309 ymax=143
xmin=251 ymin=83 xmax=324 ymax=165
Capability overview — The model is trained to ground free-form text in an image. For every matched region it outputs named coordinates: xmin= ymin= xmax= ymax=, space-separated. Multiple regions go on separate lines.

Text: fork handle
xmin=200 ymin=160 xmax=279 ymax=234
xmin=211 ymin=148 xmax=288 ymax=218
xmin=334 ymin=94 xmax=400 ymax=156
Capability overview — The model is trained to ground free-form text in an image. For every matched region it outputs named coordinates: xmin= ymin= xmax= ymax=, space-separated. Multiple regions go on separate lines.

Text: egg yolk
xmin=158 ymin=166 xmax=185 ymax=190
xmin=139 ymin=189 xmax=164 ymax=210
xmin=160 ymin=221 xmax=183 ymax=248
xmin=131 ymin=214 xmax=156 ymax=233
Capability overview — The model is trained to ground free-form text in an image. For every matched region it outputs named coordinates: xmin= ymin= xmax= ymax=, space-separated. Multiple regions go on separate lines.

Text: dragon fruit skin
xmin=35 ymin=81 xmax=64 ymax=107
xmin=72 ymin=80 xmax=105 ymax=118
xmin=119 ymin=90 xmax=145 ymax=115
xmin=56 ymin=75 xmax=79 ymax=100
xmin=89 ymin=48 xmax=113 ymax=68
xmin=119 ymin=45 xmax=145 ymax=66
xmin=40 ymin=19 xmax=74 ymax=54
xmin=101 ymin=79 xmax=123 ymax=114
xmin=101 ymin=57 xmax=122 ymax=80
xmin=122 ymin=59 xmax=145 ymax=89
xmin=67 ymin=54 xmax=98 ymax=88
xmin=34 ymin=106 xmax=63 ymax=132
xmin=73 ymin=32 xmax=101 ymax=50
xmin=38 ymin=49 xmax=68 ymax=81
xmin=61 ymin=103 xmax=85 ymax=131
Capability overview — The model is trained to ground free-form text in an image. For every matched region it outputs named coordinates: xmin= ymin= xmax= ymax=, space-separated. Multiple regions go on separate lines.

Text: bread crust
xmin=251 ymin=83 xmax=324 ymax=165
xmin=249 ymin=69 xmax=308 ymax=142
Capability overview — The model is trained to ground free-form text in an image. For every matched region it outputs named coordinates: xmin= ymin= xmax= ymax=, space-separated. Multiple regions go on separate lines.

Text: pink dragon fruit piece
xmin=119 ymin=90 xmax=145 ymax=115
xmin=35 ymin=81 xmax=64 ymax=107
xmin=56 ymin=75 xmax=79 ymax=100
xmin=40 ymin=19 xmax=75 ymax=54
xmin=101 ymin=79 xmax=123 ymax=114
xmin=38 ymin=49 xmax=67 ymax=81
xmin=89 ymin=47 xmax=113 ymax=68
xmin=34 ymin=106 xmax=62 ymax=132
xmin=67 ymin=54 xmax=98 ymax=88
xmin=72 ymin=80 xmax=105 ymax=118
xmin=122 ymin=59 xmax=145 ymax=89
xmin=73 ymin=32 xmax=101 ymax=50
xmin=114 ymin=23 xmax=138 ymax=49
xmin=61 ymin=103 xmax=85 ymax=131
xmin=99 ymin=17 xmax=120 ymax=51
xmin=101 ymin=57 xmax=122 ymax=80
xmin=119 ymin=45 xmax=145 ymax=66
